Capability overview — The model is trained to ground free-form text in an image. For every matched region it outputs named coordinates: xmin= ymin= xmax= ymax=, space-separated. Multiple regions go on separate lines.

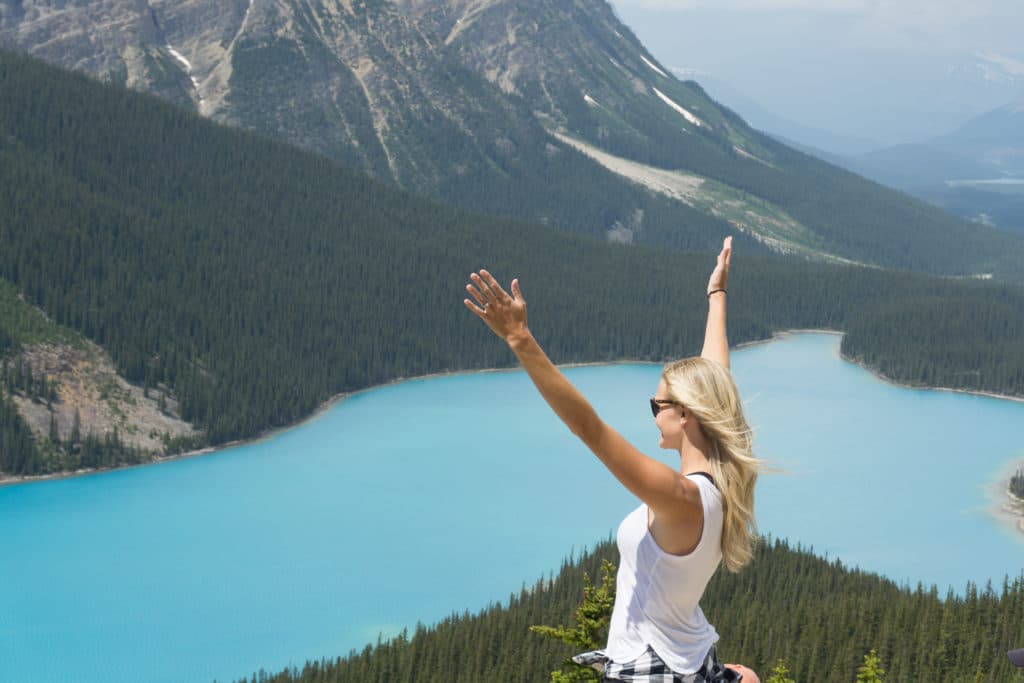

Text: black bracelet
xmin=707 ymin=289 xmax=727 ymax=298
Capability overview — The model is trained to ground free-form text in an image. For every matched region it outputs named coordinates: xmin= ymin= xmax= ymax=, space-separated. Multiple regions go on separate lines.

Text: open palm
xmin=707 ymin=236 xmax=732 ymax=295
xmin=464 ymin=269 xmax=528 ymax=342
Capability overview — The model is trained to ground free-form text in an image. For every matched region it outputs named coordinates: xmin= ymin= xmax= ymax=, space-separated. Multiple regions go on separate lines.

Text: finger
xmin=470 ymin=272 xmax=499 ymax=304
xmin=480 ymin=269 xmax=511 ymax=300
xmin=723 ymin=236 xmax=732 ymax=266
xmin=473 ymin=270 xmax=501 ymax=303
xmin=511 ymin=278 xmax=523 ymax=302
xmin=466 ymin=283 xmax=487 ymax=307
xmin=463 ymin=298 xmax=486 ymax=317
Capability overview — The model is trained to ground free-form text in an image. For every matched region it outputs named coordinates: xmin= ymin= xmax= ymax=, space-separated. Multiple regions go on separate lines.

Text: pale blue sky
xmin=610 ymin=0 xmax=1024 ymax=149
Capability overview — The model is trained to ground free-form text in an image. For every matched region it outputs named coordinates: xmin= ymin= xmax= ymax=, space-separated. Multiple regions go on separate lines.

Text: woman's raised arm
xmin=463 ymin=270 xmax=700 ymax=519
xmin=701 ymin=237 xmax=732 ymax=369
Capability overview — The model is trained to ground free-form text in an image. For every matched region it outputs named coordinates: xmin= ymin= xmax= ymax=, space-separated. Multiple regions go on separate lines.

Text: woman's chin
xmin=658 ymin=435 xmax=680 ymax=451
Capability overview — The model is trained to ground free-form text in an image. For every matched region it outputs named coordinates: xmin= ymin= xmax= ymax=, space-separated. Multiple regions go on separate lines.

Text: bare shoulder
xmin=648 ymin=474 xmax=706 ymax=555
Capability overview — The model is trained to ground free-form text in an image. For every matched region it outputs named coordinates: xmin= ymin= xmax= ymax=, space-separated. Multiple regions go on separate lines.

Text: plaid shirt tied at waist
xmin=573 ymin=645 xmax=742 ymax=683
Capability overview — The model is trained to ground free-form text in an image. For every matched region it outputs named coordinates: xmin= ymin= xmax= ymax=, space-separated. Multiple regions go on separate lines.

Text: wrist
xmin=707 ymin=289 xmax=727 ymax=299
xmin=506 ymin=329 xmax=534 ymax=352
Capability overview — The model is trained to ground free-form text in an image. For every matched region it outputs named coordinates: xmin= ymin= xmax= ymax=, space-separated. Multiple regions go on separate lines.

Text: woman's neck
xmin=679 ymin=440 xmax=711 ymax=475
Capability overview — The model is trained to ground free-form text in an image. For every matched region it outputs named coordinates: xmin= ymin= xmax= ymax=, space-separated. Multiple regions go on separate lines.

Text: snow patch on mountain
xmin=733 ymin=145 xmax=773 ymax=167
xmin=166 ymin=44 xmax=203 ymax=105
xmin=166 ymin=45 xmax=193 ymax=71
xmin=652 ymin=88 xmax=703 ymax=127
xmin=640 ymin=55 xmax=667 ymax=78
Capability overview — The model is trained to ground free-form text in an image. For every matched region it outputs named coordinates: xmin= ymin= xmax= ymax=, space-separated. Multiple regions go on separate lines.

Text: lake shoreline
xmin=0 ymin=359 xmax=654 ymax=489
xmin=6 ymin=326 xmax=1023 ymax=683
xmin=4 ymin=330 xmax=1024 ymax=500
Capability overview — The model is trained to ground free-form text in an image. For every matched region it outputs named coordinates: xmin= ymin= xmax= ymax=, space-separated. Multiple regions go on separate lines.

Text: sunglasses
xmin=650 ymin=398 xmax=682 ymax=418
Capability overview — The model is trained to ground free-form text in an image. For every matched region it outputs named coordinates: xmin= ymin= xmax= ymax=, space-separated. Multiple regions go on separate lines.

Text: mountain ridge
xmin=3 ymin=48 xmax=1024 ymax=476
xmin=5 ymin=0 xmax=1024 ymax=279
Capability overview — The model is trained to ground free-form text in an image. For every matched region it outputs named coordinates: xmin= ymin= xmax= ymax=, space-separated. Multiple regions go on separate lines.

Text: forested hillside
xmin=2 ymin=50 xmax=1024 ymax=475
xmin=0 ymin=275 xmax=195 ymax=476
xmin=234 ymin=538 xmax=1024 ymax=683
xmin=404 ymin=0 xmax=1024 ymax=279
xmin=5 ymin=2 xmax=1024 ymax=277
xmin=0 ymin=0 xmax=757 ymax=257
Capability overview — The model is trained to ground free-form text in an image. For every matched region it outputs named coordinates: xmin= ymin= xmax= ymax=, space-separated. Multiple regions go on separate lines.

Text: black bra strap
xmin=688 ymin=471 xmax=717 ymax=489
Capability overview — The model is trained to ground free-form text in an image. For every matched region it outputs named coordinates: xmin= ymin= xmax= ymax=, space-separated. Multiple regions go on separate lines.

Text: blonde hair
xmin=662 ymin=357 xmax=760 ymax=572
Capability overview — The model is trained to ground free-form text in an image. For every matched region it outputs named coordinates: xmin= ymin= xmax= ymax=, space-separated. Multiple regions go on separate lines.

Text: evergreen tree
xmin=764 ymin=661 xmax=796 ymax=683
xmin=48 ymin=410 xmax=58 ymax=443
xmin=69 ymin=408 xmax=81 ymax=446
xmin=530 ymin=559 xmax=616 ymax=682
xmin=235 ymin=539 xmax=1024 ymax=683
xmin=856 ymin=649 xmax=885 ymax=683
xmin=4 ymin=46 xmax=1024 ymax=476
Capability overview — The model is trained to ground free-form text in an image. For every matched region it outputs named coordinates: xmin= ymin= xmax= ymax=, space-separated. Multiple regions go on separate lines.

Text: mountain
xmin=4 ymin=0 xmax=1024 ymax=279
xmin=607 ymin=2 xmax=1024 ymax=146
xmin=912 ymin=184 xmax=1024 ymax=236
xmin=397 ymin=0 xmax=1024 ymax=276
xmin=840 ymin=144 xmax=995 ymax=190
xmin=810 ymin=101 xmax=1024 ymax=235
xmin=931 ymin=99 xmax=1024 ymax=176
xmin=4 ymin=48 xmax=1024 ymax=473
xmin=686 ymin=74 xmax=884 ymax=157
xmin=658 ymin=89 xmax=1021 ymax=232
xmin=844 ymin=100 xmax=1024 ymax=187
xmin=0 ymin=0 xmax=752 ymax=257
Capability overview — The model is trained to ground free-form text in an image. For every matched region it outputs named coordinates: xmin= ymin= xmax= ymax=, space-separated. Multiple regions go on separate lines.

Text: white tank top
xmin=605 ymin=472 xmax=724 ymax=674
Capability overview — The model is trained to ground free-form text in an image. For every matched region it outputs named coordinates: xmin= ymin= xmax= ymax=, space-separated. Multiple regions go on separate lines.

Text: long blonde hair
xmin=662 ymin=357 xmax=760 ymax=572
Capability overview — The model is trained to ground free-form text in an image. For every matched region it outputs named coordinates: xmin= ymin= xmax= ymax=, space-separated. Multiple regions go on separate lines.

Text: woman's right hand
xmin=464 ymin=269 xmax=530 ymax=345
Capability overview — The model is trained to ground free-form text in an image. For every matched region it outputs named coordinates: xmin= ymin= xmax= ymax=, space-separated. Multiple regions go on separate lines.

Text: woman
xmin=463 ymin=237 xmax=760 ymax=683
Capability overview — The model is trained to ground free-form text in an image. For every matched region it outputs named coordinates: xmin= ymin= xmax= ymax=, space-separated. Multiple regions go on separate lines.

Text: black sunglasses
xmin=650 ymin=398 xmax=681 ymax=418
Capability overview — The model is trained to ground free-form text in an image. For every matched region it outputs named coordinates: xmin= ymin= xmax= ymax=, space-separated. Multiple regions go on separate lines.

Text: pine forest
xmin=232 ymin=539 xmax=1024 ymax=683
xmin=2 ymin=50 xmax=1024 ymax=476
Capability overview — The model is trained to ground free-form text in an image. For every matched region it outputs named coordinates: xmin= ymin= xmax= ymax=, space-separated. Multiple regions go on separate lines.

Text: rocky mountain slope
xmin=4 ymin=47 xmax=1024 ymax=478
xmin=3 ymin=0 xmax=1024 ymax=278
xmin=0 ymin=278 xmax=196 ymax=478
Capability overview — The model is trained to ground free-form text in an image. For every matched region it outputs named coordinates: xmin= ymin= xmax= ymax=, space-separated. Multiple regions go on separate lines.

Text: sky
xmin=609 ymin=0 xmax=1024 ymax=152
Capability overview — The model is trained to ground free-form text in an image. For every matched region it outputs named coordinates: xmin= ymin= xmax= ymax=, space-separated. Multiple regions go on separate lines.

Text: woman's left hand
xmin=464 ymin=270 xmax=529 ymax=344
xmin=707 ymin=236 xmax=732 ymax=296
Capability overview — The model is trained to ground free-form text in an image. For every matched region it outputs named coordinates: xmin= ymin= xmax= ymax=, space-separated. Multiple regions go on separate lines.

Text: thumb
xmin=511 ymin=278 xmax=522 ymax=301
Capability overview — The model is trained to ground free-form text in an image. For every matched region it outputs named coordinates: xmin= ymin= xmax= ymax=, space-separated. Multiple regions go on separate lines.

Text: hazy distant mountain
xmin=931 ymin=100 xmax=1024 ymax=176
xmin=683 ymin=74 xmax=885 ymax=157
xmin=3 ymin=0 xmax=1024 ymax=278
xmin=608 ymin=3 xmax=1024 ymax=147
xmin=808 ymin=100 xmax=1024 ymax=190
xmin=806 ymin=100 xmax=1024 ymax=235
xmin=841 ymin=145 xmax=995 ymax=189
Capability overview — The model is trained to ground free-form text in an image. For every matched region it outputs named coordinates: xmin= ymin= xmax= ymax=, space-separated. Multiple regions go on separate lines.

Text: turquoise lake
xmin=1 ymin=332 xmax=1023 ymax=683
